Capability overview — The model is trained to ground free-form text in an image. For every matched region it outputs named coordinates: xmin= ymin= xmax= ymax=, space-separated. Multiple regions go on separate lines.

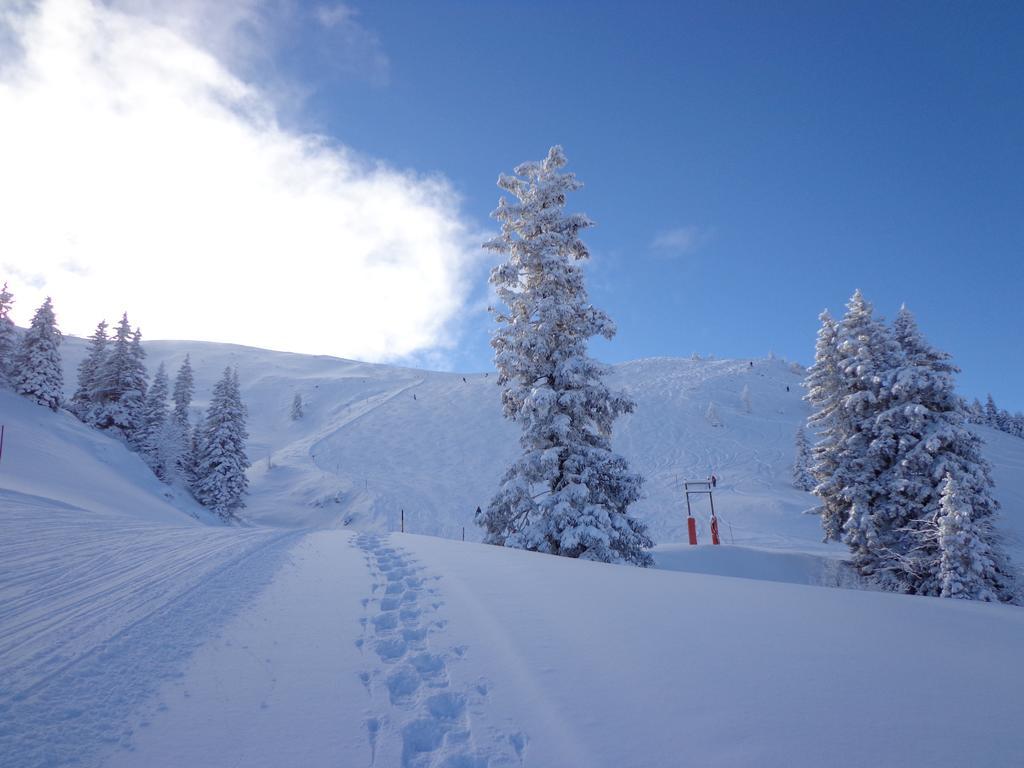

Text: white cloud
xmin=651 ymin=226 xmax=710 ymax=256
xmin=0 ymin=0 xmax=474 ymax=362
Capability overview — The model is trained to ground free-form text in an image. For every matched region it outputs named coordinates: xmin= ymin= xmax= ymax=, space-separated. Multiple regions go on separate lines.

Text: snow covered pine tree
xmin=92 ymin=314 xmax=148 ymax=438
xmin=792 ymin=426 xmax=814 ymax=491
xmin=476 ymin=146 xmax=653 ymax=566
xmin=0 ymin=282 xmax=16 ymax=383
xmin=71 ymin=319 xmax=109 ymax=419
xmin=170 ymin=354 xmax=196 ymax=481
xmin=193 ymin=367 xmax=250 ymax=519
xmin=135 ymin=362 xmax=172 ymax=480
xmin=13 ymin=296 xmax=63 ymax=410
xmin=291 ymin=392 xmax=304 ymax=421
xmin=872 ymin=306 xmax=1016 ymax=599
xmin=936 ymin=474 xmax=1010 ymax=602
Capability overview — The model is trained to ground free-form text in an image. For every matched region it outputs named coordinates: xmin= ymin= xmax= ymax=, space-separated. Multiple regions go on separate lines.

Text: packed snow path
xmin=354 ymin=533 xmax=526 ymax=768
xmin=2 ymin=507 xmax=1023 ymax=767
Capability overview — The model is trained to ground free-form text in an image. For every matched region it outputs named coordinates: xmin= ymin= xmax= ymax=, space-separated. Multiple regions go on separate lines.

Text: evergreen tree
xmin=984 ymin=394 xmax=999 ymax=426
xmin=792 ymin=425 xmax=814 ymax=491
xmin=193 ymin=367 xmax=249 ymax=519
xmin=172 ymin=354 xmax=195 ymax=428
xmin=996 ymin=408 xmax=1012 ymax=433
xmin=12 ymin=297 xmax=63 ymax=410
xmin=967 ymin=398 xmax=985 ymax=425
xmin=0 ymin=281 xmax=15 ymax=384
xmin=475 ymin=146 xmax=652 ymax=566
xmin=169 ymin=355 xmax=196 ymax=480
xmin=93 ymin=314 xmax=147 ymax=438
xmin=829 ymin=291 xmax=901 ymax=576
xmin=71 ymin=320 xmax=109 ymax=418
xmin=135 ymin=362 xmax=171 ymax=479
xmin=291 ymin=392 xmax=304 ymax=421
xmin=803 ymin=310 xmax=845 ymax=540
xmin=936 ymin=474 xmax=1010 ymax=602
xmin=873 ymin=307 xmax=1016 ymax=597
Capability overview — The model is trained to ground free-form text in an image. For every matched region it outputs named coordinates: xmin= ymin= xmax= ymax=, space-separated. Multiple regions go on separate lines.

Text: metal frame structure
xmin=683 ymin=480 xmax=715 ymax=518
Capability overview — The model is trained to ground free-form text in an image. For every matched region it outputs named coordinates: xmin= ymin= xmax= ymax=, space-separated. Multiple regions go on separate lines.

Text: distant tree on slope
xmin=169 ymin=355 xmax=196 ymax=481
xmin=0 ymin=281 xmax=15 ymax=383
xmin=135 ymin=362 xmax=172 ymax=480
xmin=792 ymin=426 xmax=814 ymax=491
xmin=984 ymin=394 xmax=999 ymax=427
xmin=193 ymin=367 xmax=249 ymax=520
xmin=291 ymin=392 xmax=304 ymax=421
xmin=476 ymin=146 xmax=652 ymax=566
xmin=71 ymin=319 xmax=109 ymax=418
xmin=92 ymin=314 xmax=148 ymax=438
xmin=13 ymin=297 xmax=62 ymax=410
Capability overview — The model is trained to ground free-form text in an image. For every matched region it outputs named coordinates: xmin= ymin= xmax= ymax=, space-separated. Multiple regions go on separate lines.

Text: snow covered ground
xmin=2 ymin=341 xmax=1022 ymax=766
xmin=3 ymin=522 xmax=1021 ymax=767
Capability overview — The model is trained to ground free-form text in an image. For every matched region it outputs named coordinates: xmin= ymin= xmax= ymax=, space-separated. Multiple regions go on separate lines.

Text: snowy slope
xmin=56 ymin=340 xmax=822 ymax=543
xmin=0 ymin=389 xmax=206 ymax=524
xmin=5 ymin=528 xmax=1021 ymax=768
xmin=2 ymin=341 xmax=1021 ymax=767
xmin=56 ymin=338 xmax=1022 ymax=564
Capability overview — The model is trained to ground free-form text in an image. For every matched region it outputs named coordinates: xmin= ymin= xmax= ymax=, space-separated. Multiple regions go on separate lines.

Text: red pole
xmin=687 ymin=516 xmax=698 ymax=545
xmin=711 ymin=515 xmax=721 ymax=546
xmin=0 ymin=424 xmax=5 ymax=464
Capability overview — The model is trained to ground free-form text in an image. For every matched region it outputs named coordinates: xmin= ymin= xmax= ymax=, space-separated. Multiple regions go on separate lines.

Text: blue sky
xmin=1 ymin=1 xmax=1020 ymax=410
xmin=275 ymin=1 xmax=1023 ymax=409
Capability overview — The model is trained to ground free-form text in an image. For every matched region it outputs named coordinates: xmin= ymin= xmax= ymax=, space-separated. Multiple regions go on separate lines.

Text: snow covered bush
xmin=476 ymin=146 xmax=652 ymax=566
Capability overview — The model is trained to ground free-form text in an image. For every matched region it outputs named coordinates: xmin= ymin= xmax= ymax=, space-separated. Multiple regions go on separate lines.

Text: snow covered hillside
xmin=0 ymin=388 xmax=206 ymax=525
xmin=54 ymin=342 xmax=818 ymax=541
xmin=54 ymin=337 xmax=1024 ymax=563
xmin=2 ymin=341 xmax=1022 ymax=767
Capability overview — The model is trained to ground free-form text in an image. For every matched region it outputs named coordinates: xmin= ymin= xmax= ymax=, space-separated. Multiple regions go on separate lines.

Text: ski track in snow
xmin=354 ymin=534 xmax=526 ymax=768
xmin=0 ymin=497 xmax=301 ymax=768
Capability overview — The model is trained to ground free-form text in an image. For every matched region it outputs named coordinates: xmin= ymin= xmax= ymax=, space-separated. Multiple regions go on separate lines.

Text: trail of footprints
xmin=355 ymin=534 xmax=527 ymax=768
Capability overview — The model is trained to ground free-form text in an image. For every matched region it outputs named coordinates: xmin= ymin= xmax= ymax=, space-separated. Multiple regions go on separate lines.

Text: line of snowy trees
xmin=475 ymin=147 xmax=653 ymax=567
xmin=0 ymin=285 xmax=249 ymax=521
xmin=804 ymin=290 xmax=1017 ymax=602
xmin=963 ymin=394 xmax=1024 ymax=439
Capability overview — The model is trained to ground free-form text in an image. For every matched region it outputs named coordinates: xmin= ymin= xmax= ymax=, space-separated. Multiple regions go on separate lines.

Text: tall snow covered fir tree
xmin=0 ymin=282 xmax=16 ymax=383
xmin=872 ymin=306 xmax=1015 ymax=599
xmin=804 ymin=310 xmax=845 ymax=540
xmin=13 ymin=297 xmax=62 ymax=410
xmin=135 ymin=362 xmax=171 ymax=480
xmin=291 ymin=392 xmax=304 ymax=421
xmin=476 ymin=146 xmax=653 ymax=566
xmin=171 ymin=355 xmax=196 ymax=481
xmin=92 ymin=314 xmax=148 ymax=438
xmin=805 ymin=295 xmax=1015 ymax=601
xmin=193 ymin=367 xmax=249 ymax=519
xmin=71 ymin=320 xmax=109 ymax=417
